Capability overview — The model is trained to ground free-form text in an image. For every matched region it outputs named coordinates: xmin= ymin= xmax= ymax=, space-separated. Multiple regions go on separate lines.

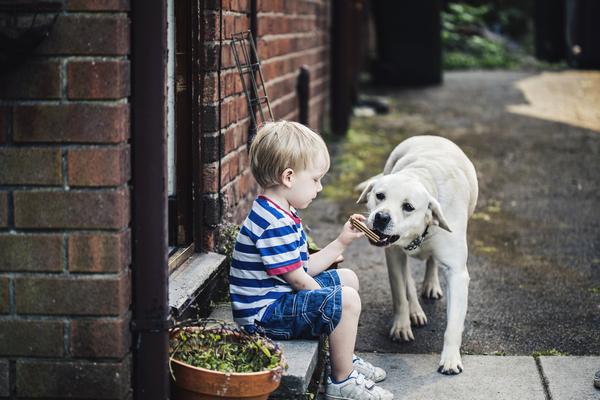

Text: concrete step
xmin=210 ymin=303 xmax=322 ymax=399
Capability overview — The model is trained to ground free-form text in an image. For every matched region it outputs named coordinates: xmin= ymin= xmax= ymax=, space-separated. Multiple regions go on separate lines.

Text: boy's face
xmin=286 ymin=155 xmax=328 ymax=210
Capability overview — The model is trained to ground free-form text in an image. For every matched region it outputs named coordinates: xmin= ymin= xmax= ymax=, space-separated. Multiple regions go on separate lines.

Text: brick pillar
xmin=201 ymin=0 xmax=332 ymax=238
xmin=0 ymin=1 xmax=132 ymax=398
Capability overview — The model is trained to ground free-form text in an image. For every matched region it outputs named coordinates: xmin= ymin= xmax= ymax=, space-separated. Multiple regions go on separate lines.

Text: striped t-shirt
xmin=229 ymin=195 xmax=308 ymax=327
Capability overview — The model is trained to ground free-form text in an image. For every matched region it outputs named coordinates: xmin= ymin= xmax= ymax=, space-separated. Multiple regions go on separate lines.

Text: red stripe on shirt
xmin=266 ymin=260 xmax=302 ymax=276
xmin=258 ymin=195 xmax=302 ymax=224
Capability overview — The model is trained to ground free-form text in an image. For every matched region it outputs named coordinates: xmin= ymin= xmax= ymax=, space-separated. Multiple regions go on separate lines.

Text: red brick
xmin=15 ymin=272 xmax=130 ymax=315
xmin=223 ymin=128 xmax=235 ymax=154
xmin=36 ymin=14 xmax=129 ymax=56
xmin=222 ymin=14 xmax=250 ymax=39
xmin=68 ymin=230 xmax=130 ymax=273
xmin=238 ymin=147 xmax=249 ymax=171
xmin=212 ymin=0 xmax=249 ymax=12
xmin=16 ymin=357 xmax=131 ymax=398
xmin=66 ymin=0 xmax=130 ymax=11
xmin=68 ymin=145 xmax=130 ymax=187
xmin=68 ymin=60 xmax=130 ymax=99
xmin=0 ymin=320 xmax=64 ymax=357
xmin=0 ymin=277 xmax=8 ymax=314
xmin=0 ymin=234 xmax=64 ymax=272
xmin=0 ymin=192 xmax=6 ymax=228
xmin=13 ymin=188 xmax=129 ymax=229
xmin=0 ymin=60 xmax=61 ymax=99
xmin=239 ymin=170 xmax=256 ymax=198
xmin=0 ymin=147 xmax=62 ymax=185
xmin=204 ymin=12 xmax=219 ymax=39
xmin=71 ymin=316 xmax=130 ymax=358
xmin=203 ymin=163 xmax=219 ymax=193
xmin=223 ymin=179 xmax=240 ymax=209
xmin=13 ymin=104 xmax=129 ymax=143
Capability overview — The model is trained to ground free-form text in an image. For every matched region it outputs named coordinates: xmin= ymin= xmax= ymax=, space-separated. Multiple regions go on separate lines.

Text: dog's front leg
xmin=385 ymin=247 xmax=413 ymax=341
xmin=406 ymin=257 xmax=427 ymax=326
xmin=422 ymin=257 xmax=443 ymax=299
xmin=439 ymin=264 xmax=470 ymax=375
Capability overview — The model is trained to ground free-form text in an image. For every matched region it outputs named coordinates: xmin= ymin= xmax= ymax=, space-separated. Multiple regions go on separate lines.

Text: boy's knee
xmin=338 ymin=268 xmax=360 ymax=291
xmin=341 ymin=286 xmax=361 ymax=315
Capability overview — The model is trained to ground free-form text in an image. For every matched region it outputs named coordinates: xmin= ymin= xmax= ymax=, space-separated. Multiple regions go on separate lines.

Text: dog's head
xmin=356 ymin=174 xmax=451 ymax=250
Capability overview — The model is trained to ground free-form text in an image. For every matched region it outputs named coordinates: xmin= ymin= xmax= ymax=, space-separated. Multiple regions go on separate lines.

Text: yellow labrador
xmin=357 ymin=135 xmax=478 ymax=374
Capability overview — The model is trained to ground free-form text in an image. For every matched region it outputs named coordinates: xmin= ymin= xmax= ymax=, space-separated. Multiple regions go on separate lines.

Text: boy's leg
xmin=329 ymin=286 xmax=361 ymax=381
xmin=336 ymin=268 xmax=360 ymax=291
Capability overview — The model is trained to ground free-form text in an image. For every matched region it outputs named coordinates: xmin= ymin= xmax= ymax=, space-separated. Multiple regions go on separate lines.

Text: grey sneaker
xmin=325 ymin=370 xmax=393 ymax=400
xmin=594 ymin=369 xmax=600 ymax=389
xmin=352 ymin=355 xmax=387 ymax=383
xmin=326 ymin=354 xmax=387 ymax=383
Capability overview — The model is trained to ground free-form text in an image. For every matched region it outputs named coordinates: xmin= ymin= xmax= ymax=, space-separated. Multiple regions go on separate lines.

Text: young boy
xmin=230 ymin=121 xmax=393 ymax=400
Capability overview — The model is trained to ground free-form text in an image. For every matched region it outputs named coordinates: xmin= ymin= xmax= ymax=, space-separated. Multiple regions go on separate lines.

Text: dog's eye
xmin=375 ymin=193 xmax=385 ymax=201
xmin=402 ymin=203 xmax=415 ymax=212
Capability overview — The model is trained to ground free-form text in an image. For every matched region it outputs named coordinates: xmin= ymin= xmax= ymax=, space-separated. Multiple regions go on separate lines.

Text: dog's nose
xmin=373 ymin=212 xmax=391 ymax=231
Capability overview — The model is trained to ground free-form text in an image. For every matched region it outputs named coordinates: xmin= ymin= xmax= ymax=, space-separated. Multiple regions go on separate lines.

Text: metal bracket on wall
xmin=231 ymin=30 xmax=274 ymax=135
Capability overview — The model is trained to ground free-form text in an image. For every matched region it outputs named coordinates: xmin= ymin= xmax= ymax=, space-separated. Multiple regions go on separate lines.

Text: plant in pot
xmin=169 ymin=320 xmax=287 ymax=400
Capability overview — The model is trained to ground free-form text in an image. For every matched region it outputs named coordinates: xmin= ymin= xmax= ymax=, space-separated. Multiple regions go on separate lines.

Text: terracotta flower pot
xmin=169 ymin=326 xmax=284 ymax=400
xmin=170 ymin=357 xmax=283 ymax=400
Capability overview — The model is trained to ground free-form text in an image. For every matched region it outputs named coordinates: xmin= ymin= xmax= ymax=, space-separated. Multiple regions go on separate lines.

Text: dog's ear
xmin=428 ymin=196 xmax=452 ymax=232
xmin=356 ymin=179 xmax=376 ymax=204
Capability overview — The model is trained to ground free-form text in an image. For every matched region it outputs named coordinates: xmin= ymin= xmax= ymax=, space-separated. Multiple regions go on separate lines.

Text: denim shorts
xmin=255 ymin=269 xmax=343 ymax=340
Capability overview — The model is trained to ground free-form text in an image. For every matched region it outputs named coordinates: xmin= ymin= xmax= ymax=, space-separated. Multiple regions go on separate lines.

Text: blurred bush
xmin=442 ymin=2 xmax=530 ymax=69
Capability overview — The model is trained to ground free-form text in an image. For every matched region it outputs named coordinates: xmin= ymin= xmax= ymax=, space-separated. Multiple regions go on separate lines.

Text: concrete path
xmin=356 ymin=353 xmax=600 ymax=400
xmin=303 ymin=70 xmax=600 ymax=399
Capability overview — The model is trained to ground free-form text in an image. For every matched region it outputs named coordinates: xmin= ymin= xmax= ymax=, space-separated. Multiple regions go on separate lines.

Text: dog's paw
xmin=410 ymin=307 xmax=427 ymax=326
xmin=421 ymin=281 xmax=443 ymax=299
xmin=438 ymin=349 xmax=464 ymax=375
xmin=389 ymin=316 xmax=414 ymax=341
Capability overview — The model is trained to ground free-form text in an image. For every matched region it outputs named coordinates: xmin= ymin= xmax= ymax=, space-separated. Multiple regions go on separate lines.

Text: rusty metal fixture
xmin=0 ymin=0 xmax=62 ymax=72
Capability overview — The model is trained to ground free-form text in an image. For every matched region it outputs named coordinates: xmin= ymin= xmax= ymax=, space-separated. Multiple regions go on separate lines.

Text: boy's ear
xmin=281 ymin=168 xmax=294 ymax=188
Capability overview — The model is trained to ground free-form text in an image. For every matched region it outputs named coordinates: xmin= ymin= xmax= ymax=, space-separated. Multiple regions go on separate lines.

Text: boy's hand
xmin=337 ymin=214 xmax=366 ymax=247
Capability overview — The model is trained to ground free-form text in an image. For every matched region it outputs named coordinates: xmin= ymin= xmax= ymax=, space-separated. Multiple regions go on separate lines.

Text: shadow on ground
xmin=302 ymin=70 xmax=600 ymax=356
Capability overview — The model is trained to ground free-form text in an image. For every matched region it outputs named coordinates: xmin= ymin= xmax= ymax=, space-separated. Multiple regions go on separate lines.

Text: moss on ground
xmin=322 ymin=114 xmax=413 ymax=201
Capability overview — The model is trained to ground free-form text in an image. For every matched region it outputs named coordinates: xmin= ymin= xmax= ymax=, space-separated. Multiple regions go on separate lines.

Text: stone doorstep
xmin=210 ymin=303 xmax=322 ymax=398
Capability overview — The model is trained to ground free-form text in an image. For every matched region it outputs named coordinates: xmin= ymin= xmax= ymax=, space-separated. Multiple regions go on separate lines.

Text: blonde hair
xmin=249 ymin=121 xmax=330 ymax=188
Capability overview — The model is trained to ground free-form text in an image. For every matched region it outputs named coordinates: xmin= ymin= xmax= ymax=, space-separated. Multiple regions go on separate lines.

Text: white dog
xmin=357 ymin=135 xmax=478 ymax=374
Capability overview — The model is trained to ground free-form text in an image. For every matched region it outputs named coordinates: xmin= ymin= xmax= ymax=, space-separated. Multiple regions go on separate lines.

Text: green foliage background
xmin=442 ymin=2 xmax=529 ymax=69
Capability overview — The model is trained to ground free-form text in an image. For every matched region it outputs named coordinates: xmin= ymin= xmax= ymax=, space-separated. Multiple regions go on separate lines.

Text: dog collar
xmin=404 ymin=225 xmax=430 ymax=251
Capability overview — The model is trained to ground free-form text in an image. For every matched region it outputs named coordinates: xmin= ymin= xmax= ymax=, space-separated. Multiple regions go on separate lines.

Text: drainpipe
xmin=248 ymin=0 xmax=259 ymax=144
xmin=130 ymin=1 xmax=170 ymax=399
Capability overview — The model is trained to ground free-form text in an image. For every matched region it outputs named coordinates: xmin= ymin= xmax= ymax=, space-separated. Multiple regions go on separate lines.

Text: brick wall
xmin=0 ymin=0 xmax=331 ymax=396
xmin=201 ymin=0 xmax=331 ymax=249
xmin=0 ymin=1 xmax=132 ymax=398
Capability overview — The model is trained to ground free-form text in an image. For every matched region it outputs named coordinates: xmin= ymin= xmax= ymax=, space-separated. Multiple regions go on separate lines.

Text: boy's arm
xmin=306 ymin=214 xmax=365 ymax=276
xmin=305 ymin=239 xmax=346 ymax=276
xmin=281 ymin=267 xmax=321 ymax=291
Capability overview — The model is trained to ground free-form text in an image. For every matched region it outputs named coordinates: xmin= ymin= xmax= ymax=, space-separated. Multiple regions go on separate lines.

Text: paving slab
xmin=356 ymin=353 xmax=545 ymax=400
xmin=539 ymin=356 xmax=600 ymax=400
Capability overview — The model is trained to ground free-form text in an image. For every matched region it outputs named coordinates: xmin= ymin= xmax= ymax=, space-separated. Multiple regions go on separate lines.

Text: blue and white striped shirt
xmin=229 ymin=195 xmax=308 ymax=327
